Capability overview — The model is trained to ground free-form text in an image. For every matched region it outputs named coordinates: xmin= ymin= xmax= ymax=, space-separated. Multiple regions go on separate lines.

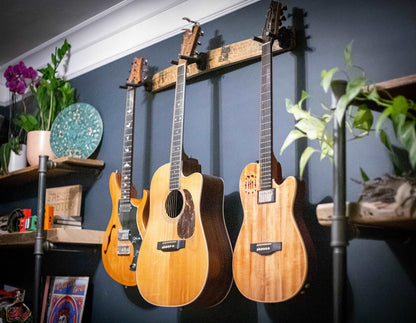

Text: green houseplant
xmin=281 ymin=42 xmax=416 ymax=179
xmin=16 ymin=39 xmax=76 ymax=166
xmin=1 ymin=62 xmax=38 ymax=173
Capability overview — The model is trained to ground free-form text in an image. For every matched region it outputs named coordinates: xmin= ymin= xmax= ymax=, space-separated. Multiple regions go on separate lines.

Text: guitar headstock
xmin=178 ymin=18 xmax=202 ymax=64
xmin=261 ymin=1 xmax=287 ymax=44
xmin=127 ymin=57 xmax=150 ymax=86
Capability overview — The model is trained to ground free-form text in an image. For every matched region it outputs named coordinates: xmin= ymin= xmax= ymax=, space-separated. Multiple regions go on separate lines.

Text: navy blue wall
xmin=1 ymin=0 xmax=416 ymax=322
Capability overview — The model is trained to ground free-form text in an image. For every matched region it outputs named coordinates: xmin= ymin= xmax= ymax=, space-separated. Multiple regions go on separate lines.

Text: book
xmin=45 ymin=276 xmax=89 ymax=323
xmin=45 ymin=185 xmax=83 ymax=229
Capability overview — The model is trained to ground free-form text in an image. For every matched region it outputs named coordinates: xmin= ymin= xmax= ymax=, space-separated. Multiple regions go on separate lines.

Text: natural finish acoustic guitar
xmin=136 ymin=20 xmax=233 ymax=307
xmin=102 ymin=58 xmax=150 ymax=286
xmin=233 ymin=2 xmax=308 ymax=303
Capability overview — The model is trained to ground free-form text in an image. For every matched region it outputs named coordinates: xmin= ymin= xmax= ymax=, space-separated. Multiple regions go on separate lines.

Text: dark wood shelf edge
xmin=0 ymin=228 xmax=104 ymax=247
xmin=0 ymin=158 xmax=104 ymax=189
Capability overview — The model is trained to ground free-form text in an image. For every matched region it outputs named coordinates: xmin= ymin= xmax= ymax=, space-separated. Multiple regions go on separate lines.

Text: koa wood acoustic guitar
xmin=136 ymin=20 xmax=233 ymax=307
xmin=233 ymin=1 xmax=308 ymax=303
xmin=102 ymin=57 xmax=150 ymax=286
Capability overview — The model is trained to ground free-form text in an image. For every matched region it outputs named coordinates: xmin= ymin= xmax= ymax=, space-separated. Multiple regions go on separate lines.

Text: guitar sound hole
xmin=165 ymin=190 xmax=184 ymax=218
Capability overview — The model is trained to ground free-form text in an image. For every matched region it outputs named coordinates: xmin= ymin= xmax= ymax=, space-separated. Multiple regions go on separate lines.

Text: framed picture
xmin=43 ymin=276 xmax=89 ymax=323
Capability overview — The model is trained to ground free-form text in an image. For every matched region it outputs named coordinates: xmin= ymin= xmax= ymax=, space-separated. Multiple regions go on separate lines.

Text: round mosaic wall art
xmin=50 ymin=103 xmax=103 ymax=158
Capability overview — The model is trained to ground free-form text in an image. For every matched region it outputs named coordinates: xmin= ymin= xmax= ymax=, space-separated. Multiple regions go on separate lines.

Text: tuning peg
xmin=195 ymin=50 xmax=200 ymax=55
xmin=200 ymin=30 xmax=204 ymax=36
xmin=281 ymin=16 xmax=286 ymax=21
xmin=197 ymin=41 xmax=201 ymax=45
xmin=282 ymin=5 xmax=287 ymax=11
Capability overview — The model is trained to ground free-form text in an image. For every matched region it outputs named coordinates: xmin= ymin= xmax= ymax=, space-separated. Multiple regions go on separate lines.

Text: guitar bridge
xmin=117 ymin=243 xmax=131 ymax=255
xmin=157 ymin=240 xmax=186 ymax=252
xmin=250 ymin=242 xmax=282 ymax=255
xmin=118 ymin=229 xmax=130 ymax=241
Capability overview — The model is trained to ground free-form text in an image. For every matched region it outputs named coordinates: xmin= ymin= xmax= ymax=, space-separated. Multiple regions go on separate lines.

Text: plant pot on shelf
xmin=26 ymin=131 xmax=55 ymax=166
xmin=8 ymin=144 xmax=27 ymax=172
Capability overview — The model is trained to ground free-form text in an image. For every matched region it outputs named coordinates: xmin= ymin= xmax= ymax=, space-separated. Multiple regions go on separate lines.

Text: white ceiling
xmin=0 ymin=0 xmax=125 ymax=66
xmin=0 ymin=0 xmax=259 ymax=105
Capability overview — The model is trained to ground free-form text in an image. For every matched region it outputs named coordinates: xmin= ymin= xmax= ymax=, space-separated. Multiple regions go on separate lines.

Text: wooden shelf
xmin=317 ymin=202 xmax=416 ymax=231
xmin=0 ymin=228 xmax=104 ymax=247
xmin=375 ymin=74 xmax=416 ymax=101
xmin=0 ymin=157 xmax=104 ymax=189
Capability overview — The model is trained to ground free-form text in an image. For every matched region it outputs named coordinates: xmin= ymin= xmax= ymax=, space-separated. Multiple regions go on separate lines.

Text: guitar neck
xmin=259 ymin=41 xmax=273 ymax=190
xmin=120 ymin=86 xmax=136 ymax=204
xmin=169 ymin=63 xmax=187 ymax=190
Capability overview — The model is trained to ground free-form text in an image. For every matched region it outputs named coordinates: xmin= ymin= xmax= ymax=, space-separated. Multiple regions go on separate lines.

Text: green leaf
xmin=51 ymin=54 xmax=57 ymax=67
xmin=299 ymin=147 xmax=317 ymax=178
xmin=321 ymin=113 xmax=332 ymax=123
xmin=335 ymin=94 xmax=349 ymax=124
xmin=391 ymin=95 xmax=409 ymax=116
xmin=375 ymin=106 xmax=392 ymax=134
xmin=299 ymin=90 xmax=309 ymax=106
xmin=0 ymin=143 xmax=11 ymax=174
xmin=344 ymin=41 xmax=353 ymax=68
xmin=285 ymin=98 xmax=310 ymax=120
xmin=408 ymin=140 xmax=416 ymax=169
xmin=320 ymin=135 xmax=333 ymax=160
xmin=345 ymin=76 xmax=366 ymax=102
xmin=398 ymin=120 xmax=416 ymax=152
xmin=360 ymin=167 xmax=369 ymax=182
xmin=321 ymin=67 xmax=339 ymax=93
xmin=366 ymin=87 xmax=380 ymax=101
xmin=379 ymin=129 xmax=392 ymax=152
xmin=352 ymin=106 xmax=373 ymax=132
xmin=295 ymin=117 xmax=325 ymax=140
xmin=280 ymin=129 xmax=307 ymax=155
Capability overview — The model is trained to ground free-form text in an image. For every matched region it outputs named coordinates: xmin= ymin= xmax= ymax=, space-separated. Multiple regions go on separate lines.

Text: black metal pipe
xmin=33 ymin=155 xmax=48 ymax=323
xmin=331 ymin=80 xmax=348 ymax=323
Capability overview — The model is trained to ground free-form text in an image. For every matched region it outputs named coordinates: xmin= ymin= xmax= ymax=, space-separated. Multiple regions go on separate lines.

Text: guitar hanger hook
xmin=182 ymin=17 xmax=199 ymax=25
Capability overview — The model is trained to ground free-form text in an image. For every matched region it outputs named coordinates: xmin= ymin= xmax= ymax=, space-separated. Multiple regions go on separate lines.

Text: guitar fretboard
xmin=120 ymin=86 xmax=136 ymax=207
xmin=259 ymin=42 xmax=273 ymax=190
xmin=169 ymin=63 xmax=186 ymax=190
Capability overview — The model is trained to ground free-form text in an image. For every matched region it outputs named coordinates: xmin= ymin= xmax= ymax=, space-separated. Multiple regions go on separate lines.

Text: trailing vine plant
xmin=280 ymin=42 xmax=416 ymax=179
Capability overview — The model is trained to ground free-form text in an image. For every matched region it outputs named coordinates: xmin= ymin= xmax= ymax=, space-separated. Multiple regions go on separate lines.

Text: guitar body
xmin=137 ymin=163 xmax=232 ymax=307
xmin=233 ymin=161 xmax=307 ymax=303
xmin=102 ymin=172 xmax=149 ymax=286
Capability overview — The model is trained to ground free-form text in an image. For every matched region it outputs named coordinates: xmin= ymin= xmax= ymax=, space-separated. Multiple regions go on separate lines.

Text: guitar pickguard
xmin=118 ymin=200 xmax=142 ymax=271
xmin=177 ymin=189 xmax=195 ymax=239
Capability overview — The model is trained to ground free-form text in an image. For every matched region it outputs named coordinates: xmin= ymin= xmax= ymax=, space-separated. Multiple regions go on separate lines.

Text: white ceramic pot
xmin=8 ymin=144 xmax=27 ymax=172
xmin=26 ymin=130 xmax=56 ymax=166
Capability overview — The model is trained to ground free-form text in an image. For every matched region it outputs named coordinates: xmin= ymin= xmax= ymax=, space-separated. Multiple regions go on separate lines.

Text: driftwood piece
xmin=317 ymin=200 xmax=416 ymax=231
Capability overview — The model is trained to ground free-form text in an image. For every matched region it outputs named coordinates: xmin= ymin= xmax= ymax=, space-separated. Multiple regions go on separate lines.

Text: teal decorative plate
xmin=50 ymin=103 xmax=103 ymax=158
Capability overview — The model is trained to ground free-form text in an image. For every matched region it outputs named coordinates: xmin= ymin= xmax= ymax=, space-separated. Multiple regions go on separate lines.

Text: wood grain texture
xmin=136 ymin=163 xmax=232 ymax=307
xmin=151 ymin=38 xmax=293 ymax=92
xmin=233 ymin=163 xmax=307 ymax=303
xmin=101 ymin=172 xmax=149 ymax=286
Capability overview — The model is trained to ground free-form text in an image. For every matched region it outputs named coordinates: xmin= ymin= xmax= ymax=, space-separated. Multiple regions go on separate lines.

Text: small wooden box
xmin=45 ymin=185 xmax=82 ymax=217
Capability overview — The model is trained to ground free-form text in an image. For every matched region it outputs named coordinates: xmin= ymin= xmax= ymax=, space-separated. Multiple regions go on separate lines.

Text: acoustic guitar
xmin=136 ymin=20 xmax=233 ymax=307
xmin=102 ymin=57 xmax=150 ymax=286
xmin=233 ymin=1 xmax=308 ymax=303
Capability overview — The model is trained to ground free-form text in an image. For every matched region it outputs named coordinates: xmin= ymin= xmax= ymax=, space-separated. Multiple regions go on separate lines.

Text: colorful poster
xmin=46 ymin=277 xmax=89 ymax=323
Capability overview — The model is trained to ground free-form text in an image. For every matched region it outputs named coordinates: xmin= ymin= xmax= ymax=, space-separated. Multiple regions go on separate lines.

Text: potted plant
xmin=16 ymin=39 xmax=76 ymax=166
xmin=1 ymin=61 xmax=38 ymax=173
xmin=281 ymin=42 xmax=416 ymax=219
